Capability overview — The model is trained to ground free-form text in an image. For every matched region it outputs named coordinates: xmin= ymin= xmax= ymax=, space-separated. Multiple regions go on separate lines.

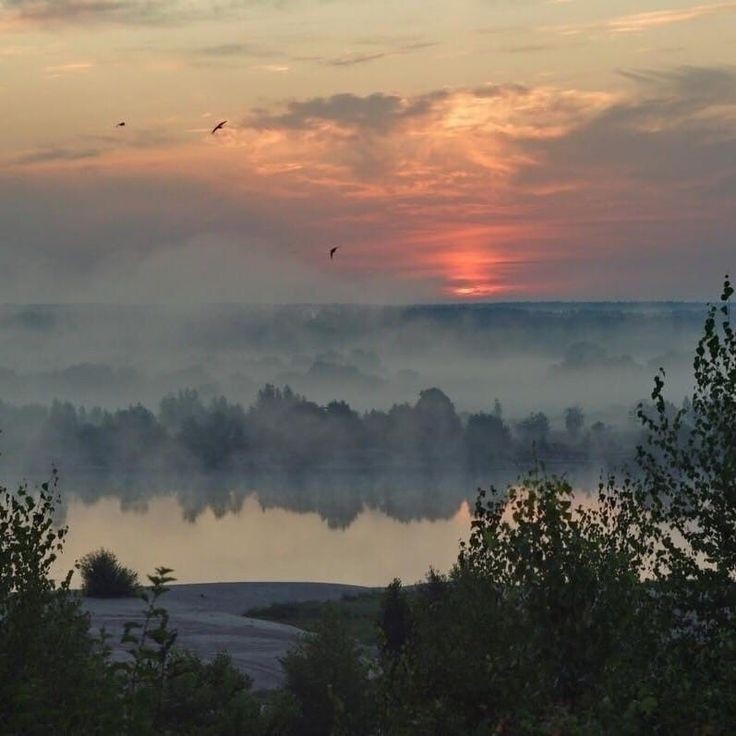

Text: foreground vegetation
xmin=78 ymin=548 xmax=140 ymax=598
xmin=1 ymin=279 xmax=736 ymax=733
xmin=246 ymin=592 xmax=384 ymax=647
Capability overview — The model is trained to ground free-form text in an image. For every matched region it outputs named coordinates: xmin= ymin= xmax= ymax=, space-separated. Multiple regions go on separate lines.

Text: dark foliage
xmin=281 ymin=610 xmax=376 ymax=736
xmin=247 ymin=592 xmax=382 ymax=645
xmin=78 ymin=548 xmax=140 ymax=598
xmin=0 ymin=476 xmax=123 ymax=734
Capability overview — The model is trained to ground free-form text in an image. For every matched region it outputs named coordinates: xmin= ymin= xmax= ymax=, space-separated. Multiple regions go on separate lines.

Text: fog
xmin=0 ymin=301 xmax=702 ymax=415
xmin=0 ymin=301 xmax=705 ymax=525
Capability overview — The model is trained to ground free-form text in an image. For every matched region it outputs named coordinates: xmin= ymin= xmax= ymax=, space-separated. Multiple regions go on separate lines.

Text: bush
xmin=0 ymin=477 xmax=123 ymax=734
xmin=79 ymin=548 xmax=140 ymax=598
xmin=281 ymin=609 xmax=376 ymax=736
xmin=375 ymin=473 xmax=661 ymax=734
xmin=118 ymin=567 xmax=296 ymax=735
xmin=155 ymin=651 xmax=264 ymax=736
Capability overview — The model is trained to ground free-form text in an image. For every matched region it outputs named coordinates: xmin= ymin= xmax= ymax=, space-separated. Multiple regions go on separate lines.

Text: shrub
xmin=281 ymin=609 xmax=376 ymax=736
xmin=118 ymin=568 xmax=290 ymax=735
xmin=79 ymin=548 xmax=140 ymax=598
xmin=155 ymin=651 xmax=264 ymax=736
xmin=375 ymin=473 xmax=661 ymax=734
xmin=0 ymin=477 xmax=123 ymax=734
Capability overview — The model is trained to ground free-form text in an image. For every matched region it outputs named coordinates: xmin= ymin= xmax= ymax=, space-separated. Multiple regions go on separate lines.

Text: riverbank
xmin=83 ymin=581 xmax=372 ymax=689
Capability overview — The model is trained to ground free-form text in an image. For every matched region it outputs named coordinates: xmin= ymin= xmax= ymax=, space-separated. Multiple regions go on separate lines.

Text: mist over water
xmin=1 ymin=301 xmax=705 ymax=581
xmin=0 ymin=301 xmax=701 ymax=414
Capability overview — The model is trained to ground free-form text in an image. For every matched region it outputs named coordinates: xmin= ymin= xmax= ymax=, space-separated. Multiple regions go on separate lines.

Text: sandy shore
xmin=83 ymin=581 xmax=372 ymax=690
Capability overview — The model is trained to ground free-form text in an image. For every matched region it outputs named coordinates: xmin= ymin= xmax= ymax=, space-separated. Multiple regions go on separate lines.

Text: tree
xmin=627 ymin=276 xmax=736 ymax=732
xmin=0 ymin=465 xmax=289 ymax=735
xmin=564 ymin=406 xmax=585 ymax=440
xmin=516 ymin=411 xmax=550 ymax=449
xmin=281 ymin=610 xmax=375 ymax=736
xmin=154 ymin=651 xmax=266 ymax=736
xmin=379 ymin=578 xmax=411 ymax=660
xmin=493 ymin=398 xmax=503 ymax=418
xmin=78 ymin=548 xmax=139 ymax=598
xmin=159 ymin=389 xmax=206 ymax=431
xmin=0 ymin=476 xmax=122 ymax=733
xmin=638 ymin=277 xmax=736 ymax=627
xmin=413 ymin=388 xmax=465 ymax=467
xmin=465 ymin=412 xmax=511 ymax=473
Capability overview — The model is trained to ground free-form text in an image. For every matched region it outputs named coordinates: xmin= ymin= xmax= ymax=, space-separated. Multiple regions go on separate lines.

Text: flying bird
xmin=211 ymin=120 xmax=227 ymax=135
xmin=115 ymin=121 xmax=126 ymax=128
xmin=330 ymin=246 xmax=340 ymax=260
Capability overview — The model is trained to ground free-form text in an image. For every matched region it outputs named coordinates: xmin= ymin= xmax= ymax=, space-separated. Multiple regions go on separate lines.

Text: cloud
xmin=243 ymin=84 xmax=536 ymax=136
xmin=476 ymin=25 xmax=527 ymax=36
xmin=606 ymin=2 xmax=736 ymax=33
xmin=251 ymin=63 xmax=289 ymax=72
xmin=44 ymin=60 xmax=94 ymax=76
xmin=513 ymin=66 xmax=736 ymax=206
xmin=188 ymin=37 xmax=437 ymax=69
xmin=616 ymin=65 xmax=736 ymax=105
xmin=10 ymin=126 xmax=184 ymax=169
xmin=0 ymin=0 xmax=260 ymax=31
xmin=13 ymin=147 xmax=101 ymax=164
xmin=548 ymin=1 xmax=736 ymax=36
xmin=236 ymin=83 xmax=602 ymax=190
xmin=499 ymin=44 xmax=554 ymax=54
xmin=192 ymin=40 xmax=282 ymax=59
xmin=244 ymin=90 xmax=453 ymax=132
xmin=0 ymin=162 xmax=440 ymax=303
xmin=319 ymin=40 xmax=438 ymax=68
xmin=1 ymin=0 xmax=163 ymax=29
xmin=195 ymin=42 xmax=264 ymax=57
xmin=323 ymin=51 xmax=388 ymax=67
xmin=1 ymin=66 xmax=734 ymax=301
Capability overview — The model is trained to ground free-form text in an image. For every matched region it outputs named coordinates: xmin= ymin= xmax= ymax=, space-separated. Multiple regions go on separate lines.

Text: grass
xmin=245 ymin=591 xmax=384 ymax=646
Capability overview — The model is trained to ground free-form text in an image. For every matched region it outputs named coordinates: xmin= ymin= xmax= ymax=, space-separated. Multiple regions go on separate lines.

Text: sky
xmin=0 ymin=0 xmax=734 ymax=303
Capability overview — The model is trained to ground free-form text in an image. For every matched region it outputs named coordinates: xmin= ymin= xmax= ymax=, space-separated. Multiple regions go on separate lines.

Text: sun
xmin=435 ymin=240 xmax=518 ymax=299
xmin=449 ymin=283 xmax=507 ymax=299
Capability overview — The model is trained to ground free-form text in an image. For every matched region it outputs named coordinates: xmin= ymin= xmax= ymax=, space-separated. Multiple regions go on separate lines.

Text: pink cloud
xmin=3 ymin=68 xmax=735 ymax=301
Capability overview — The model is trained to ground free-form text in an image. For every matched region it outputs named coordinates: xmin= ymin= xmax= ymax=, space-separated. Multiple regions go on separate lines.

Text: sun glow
xmin=422 ymin=227 xmax=532 ymax=299
xmin=450 ymin=284 xmax=507 ymax=298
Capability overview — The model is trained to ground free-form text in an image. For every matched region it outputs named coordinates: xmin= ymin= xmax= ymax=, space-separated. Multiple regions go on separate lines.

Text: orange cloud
xmin=549 ymin=1 xmax=736 ymax=36
xmin=231 ymin=86 xmax=613 ymax=202
xmin=44 ymin=60 xmax=94 ymax=77
xmin=4 ymin=69 xmax=735 ymax=301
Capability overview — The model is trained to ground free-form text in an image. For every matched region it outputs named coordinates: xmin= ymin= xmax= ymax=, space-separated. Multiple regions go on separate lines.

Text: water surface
xmin=56 ymin=494 xmax=472 ymax=587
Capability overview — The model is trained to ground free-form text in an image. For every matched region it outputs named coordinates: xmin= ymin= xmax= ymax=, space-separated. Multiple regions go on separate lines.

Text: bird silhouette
xmin=330 ymin=246 xmax=339 ymax=260
xmin=115 ymin=121 xmax=126 ymax=128
xmin=211 ymin=120 xmax=227 ymax=135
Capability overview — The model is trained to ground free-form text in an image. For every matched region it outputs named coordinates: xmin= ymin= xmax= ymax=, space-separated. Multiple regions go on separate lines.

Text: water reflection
xmin=46 ymin=465 xmax=609 ymax=528
xmin=37 ymin=465 xmax=611 ymax=585
xmin=55 ymin=495 xmax=473 ymax=588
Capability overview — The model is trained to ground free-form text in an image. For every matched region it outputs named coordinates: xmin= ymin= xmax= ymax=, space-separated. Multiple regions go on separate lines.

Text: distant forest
xmin=0 ymin=384 xmax=653 ymax=479
xmin=2 ymin=383 xmax=690 ymax=526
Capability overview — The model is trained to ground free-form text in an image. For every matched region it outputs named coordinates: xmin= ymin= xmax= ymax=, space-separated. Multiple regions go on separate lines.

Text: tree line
xmin=0 ymin=385 xmax=640 ymax=480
